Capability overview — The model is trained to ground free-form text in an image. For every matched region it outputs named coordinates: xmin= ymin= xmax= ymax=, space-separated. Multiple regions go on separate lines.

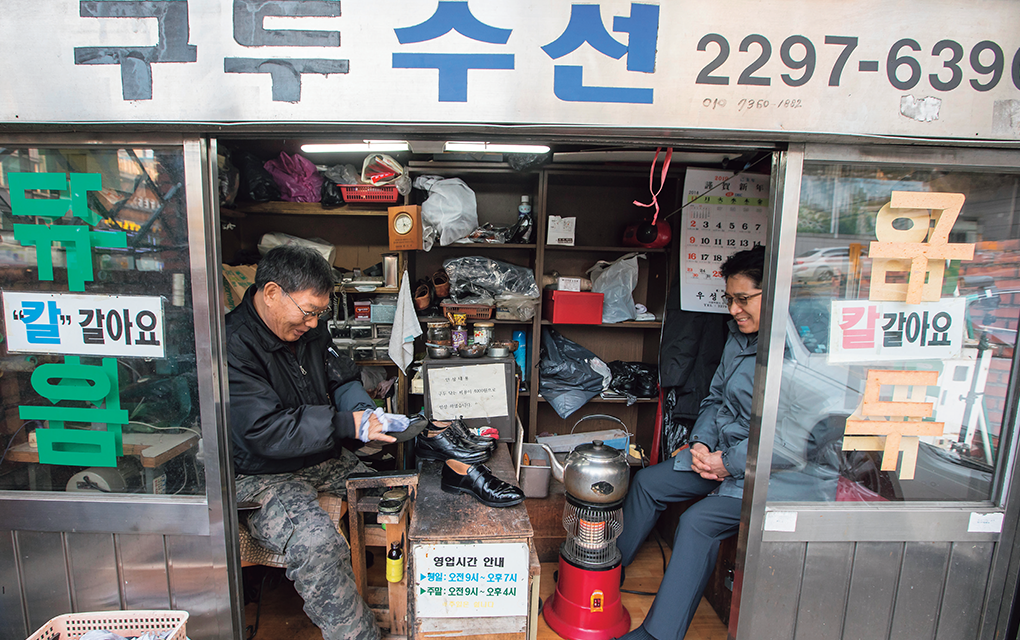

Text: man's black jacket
xmin=226 ymin=286 xmax=373 ymax=475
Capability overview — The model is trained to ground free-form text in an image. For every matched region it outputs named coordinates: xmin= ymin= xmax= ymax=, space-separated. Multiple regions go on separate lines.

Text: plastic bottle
xmin=510 ymin=195 xmax=533 ymax=243
xmin=512 ymin=329 xmax=528 ymax=386
xmin=386 ymin=541 xmax=404 ymax=583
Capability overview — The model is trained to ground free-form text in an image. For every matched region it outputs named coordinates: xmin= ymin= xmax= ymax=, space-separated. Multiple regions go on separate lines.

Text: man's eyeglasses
xmin=722 ymin=292 xmax=763 ymax=307
xmin=281 ymin=288 xmax=333 ymax=321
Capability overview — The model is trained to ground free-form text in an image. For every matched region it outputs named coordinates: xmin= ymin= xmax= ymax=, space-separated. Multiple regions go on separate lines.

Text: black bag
xmin=608 ymin=360 xmax=659 ymax=399
xmin=322 ymin=177 xmax=345 ymax=208
xmin=234 ymin=149 xmax=281 ymax=202
xmin=539 ymin=327 xmax=604 ymax=419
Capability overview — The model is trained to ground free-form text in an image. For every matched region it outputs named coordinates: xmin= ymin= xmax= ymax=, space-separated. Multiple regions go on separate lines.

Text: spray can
xmin=386 ymin=540 xmax=404 ymax=583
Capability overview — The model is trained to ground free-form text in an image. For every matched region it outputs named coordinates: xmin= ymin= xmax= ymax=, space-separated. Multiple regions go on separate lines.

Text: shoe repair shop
xmin=3 ymin=1 xmax=1020 ymax=639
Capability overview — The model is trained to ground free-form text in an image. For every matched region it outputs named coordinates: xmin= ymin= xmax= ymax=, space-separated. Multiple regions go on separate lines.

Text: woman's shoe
xmin=441 ymin=460 xmax=524 ymax=508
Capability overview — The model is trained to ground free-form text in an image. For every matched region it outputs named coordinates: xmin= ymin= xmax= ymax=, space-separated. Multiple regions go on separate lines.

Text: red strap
xmin=633 ymin=147 xmax=672 ymax=224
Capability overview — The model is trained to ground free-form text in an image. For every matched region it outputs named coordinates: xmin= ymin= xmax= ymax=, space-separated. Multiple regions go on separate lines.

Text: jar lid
xmin=427 ymin=320 xmax=450 ymax=328
xmin=474 ymin=322 xmax=494 ymax=327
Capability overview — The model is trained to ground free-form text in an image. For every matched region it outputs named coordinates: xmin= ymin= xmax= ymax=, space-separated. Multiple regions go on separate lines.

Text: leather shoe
xmin=415 ymin=427 xmax=491 ymax=464
xmin=448 ymin=419 xmax=497 ymax=451
xmin=441 ymin=462 xmax=524 ymax=508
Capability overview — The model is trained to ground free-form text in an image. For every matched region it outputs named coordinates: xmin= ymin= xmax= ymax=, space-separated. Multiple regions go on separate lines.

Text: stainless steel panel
xmin=167 ymin=535 xmax=219 ymax=640
xmin=16 ymin=531 xmax=71 ymax=633
xmin=66 ymin=533 xmax=120 ymax=612
xmin=843 ymin=542 xmax=903 ymax=640
xmin=889 ymin=542 xmax=951 ymax=640
xmin=191 ymin=137 xmax=243 ymax=640
xmin=1 ymin=493 xmax=209 ymax=535
xmin=935 ymin=542 xmax=994 ymax=640
xmin=115 ymin=534 xmax=170 ymax=610
xmin=736 ymin=148 xmax=803 ymax=640
xmin=794 ymin=542 xmax=853 ymax=640
xmin=0 ymin=531 xmax=28 ymax=640
xmin=742 ymin=542 xmax=805 ymax=639
xmin=762 ymin=505 xmax=1003 ymax=542
xmin=802 ymin=144 xmax=1020 ymax=173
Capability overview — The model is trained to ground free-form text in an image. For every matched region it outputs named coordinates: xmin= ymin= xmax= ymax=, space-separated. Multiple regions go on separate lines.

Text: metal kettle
xmin=542 ymin=440 xmax=630 ymax=504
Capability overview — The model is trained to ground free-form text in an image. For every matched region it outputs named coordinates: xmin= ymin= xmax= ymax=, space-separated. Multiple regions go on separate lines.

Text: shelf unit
xmin=403 ymin=162 xmax=677 ymax=453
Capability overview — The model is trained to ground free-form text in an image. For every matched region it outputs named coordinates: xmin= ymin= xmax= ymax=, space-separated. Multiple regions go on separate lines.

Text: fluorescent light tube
xmin=444 ymin=142 xmax=550 ymax=154
xmin=301 ymin=141 xmax=409 ymax=153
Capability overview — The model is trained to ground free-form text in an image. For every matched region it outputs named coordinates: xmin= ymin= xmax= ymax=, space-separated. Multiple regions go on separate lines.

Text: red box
xmin=543 ymin=290 xmax=604 ymax=324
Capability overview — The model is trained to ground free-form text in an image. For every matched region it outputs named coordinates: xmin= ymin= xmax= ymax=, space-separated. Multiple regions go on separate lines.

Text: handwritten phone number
xmin=695 ymin=34 xmax=1020 ymax=93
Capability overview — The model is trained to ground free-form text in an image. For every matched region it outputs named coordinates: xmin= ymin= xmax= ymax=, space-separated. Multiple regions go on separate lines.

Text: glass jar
xmin=426 ymin=320 xmax=452 ymax=346
xmin=452 ymin=325 xmax=468 ymax=350
xmin=473 ymin=321 xmax=494 ymax=346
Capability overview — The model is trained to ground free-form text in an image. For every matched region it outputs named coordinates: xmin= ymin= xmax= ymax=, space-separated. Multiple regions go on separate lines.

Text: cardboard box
xmin=542 ymin=289 xmax=603 ymax=324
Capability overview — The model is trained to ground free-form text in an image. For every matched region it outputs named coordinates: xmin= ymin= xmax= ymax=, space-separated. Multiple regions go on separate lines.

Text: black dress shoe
xmin=441 ymin=463 xmax=524 ymax=508
xmin=415 ymin=428 xmax=491 ymax=464
xmin=448 ymin=419 xmax=497 ymax=451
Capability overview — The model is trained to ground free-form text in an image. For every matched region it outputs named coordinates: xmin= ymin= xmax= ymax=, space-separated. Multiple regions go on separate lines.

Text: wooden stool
xmin=346 ymin=471 xmax=418 ymax=636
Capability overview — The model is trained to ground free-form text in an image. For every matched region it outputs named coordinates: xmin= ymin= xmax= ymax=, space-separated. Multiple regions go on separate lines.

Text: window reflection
xmin=771 ymin=164 xmax=1020 ymax=502
xmin=0 ymin=147 xmax=204 ymax=497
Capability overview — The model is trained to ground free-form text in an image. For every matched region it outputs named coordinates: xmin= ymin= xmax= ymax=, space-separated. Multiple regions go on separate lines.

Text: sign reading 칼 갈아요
xmin=3 ymin=292 xmax=165 ymax=359
xmin=828 ymin=298 xmax=966 ymax=363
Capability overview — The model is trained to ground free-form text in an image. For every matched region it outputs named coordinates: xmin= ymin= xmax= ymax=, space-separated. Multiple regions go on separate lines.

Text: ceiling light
xmin=444 ymin=142 xmax=550 ymax=154
xmin=301 ymin=141 xmax=409 ymax=153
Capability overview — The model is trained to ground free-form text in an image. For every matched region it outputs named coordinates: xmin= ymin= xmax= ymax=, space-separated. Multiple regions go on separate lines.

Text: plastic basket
xmin=339 ymin=184 xmax=399 ymax=203
xmin=440 ymin=302 xmax=494 ymax=320
xmin=27 ymin=610 xmax=188 ymax=640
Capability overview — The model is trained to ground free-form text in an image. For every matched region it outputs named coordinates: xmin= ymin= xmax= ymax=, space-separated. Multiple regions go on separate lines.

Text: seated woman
xmin=616 ymin=246 xmax=764 ymax=640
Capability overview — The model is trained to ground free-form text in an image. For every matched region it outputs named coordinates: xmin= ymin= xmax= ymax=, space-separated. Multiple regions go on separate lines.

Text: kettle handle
xmin=571 ymin=413 xmax=631 ymax=437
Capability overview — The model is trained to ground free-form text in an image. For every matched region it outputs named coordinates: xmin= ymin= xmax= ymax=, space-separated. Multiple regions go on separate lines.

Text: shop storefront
xmin=2 ymin=2 xmax=1020 ymax=640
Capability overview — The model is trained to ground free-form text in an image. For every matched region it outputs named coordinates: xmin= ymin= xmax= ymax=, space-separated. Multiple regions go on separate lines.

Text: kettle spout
xmin=541 ymin=444 xmax=565 ymax=483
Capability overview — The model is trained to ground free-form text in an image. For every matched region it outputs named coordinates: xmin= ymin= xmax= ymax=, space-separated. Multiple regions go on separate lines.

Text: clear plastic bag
xmin=588 ymin=253 xmax=643 ymax=323
xmin=443 ymin=255 xmax=539 ymax=303
xmin=416 ymin=176 xmax=479 ymax=248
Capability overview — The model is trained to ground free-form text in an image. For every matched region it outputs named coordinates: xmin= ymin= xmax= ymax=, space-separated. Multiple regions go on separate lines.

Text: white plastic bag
xmin=258 ymin=232 xmax=336 ymax=265
xmin=415 ymin=176 xmax=478 ymax=249
xmin=588 ymin=253 xmax=643 ymax=323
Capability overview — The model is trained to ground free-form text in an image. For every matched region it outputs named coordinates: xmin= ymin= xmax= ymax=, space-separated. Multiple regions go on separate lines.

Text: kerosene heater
xmin=541 ymin=441 xmax=631 ymax=640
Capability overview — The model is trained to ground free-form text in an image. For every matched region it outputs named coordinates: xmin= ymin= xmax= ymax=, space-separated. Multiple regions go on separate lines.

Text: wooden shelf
xmin=228 ymin=201 xmax=391 ymax=216
xmin=537 ymin=395 xmax=658 ymax=404
xmin=440 ymin=243 xmax=536 ymax=250
xmin=540 ymin=320 xmax=662 ymax=329
xmin=544 ymin=245 xmax=670 ymax=253
xmin=356 ymin=359 xmax=395 ymax=366
xmin=339 ymin=285 xmax=397 ymax=294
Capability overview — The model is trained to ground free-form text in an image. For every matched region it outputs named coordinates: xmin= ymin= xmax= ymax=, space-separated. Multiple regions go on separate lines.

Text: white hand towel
xmin=388 ymin=270 xmax=422 ymax=373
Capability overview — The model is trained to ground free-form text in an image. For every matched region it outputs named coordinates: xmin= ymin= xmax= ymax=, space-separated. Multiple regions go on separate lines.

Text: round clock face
xmin=393 ymin=212 xmax=414 ymax=235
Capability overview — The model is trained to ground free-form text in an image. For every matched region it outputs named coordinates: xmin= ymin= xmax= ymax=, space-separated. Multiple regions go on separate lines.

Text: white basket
xmin=27 ymin=610 xmax=188 ymax=640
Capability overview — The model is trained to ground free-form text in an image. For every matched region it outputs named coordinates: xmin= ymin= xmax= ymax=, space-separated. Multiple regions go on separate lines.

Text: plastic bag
xmin=588 ymin=253 xmax=643 ymax=323
xmin=415 ymin=175 xmax=478 ymax=248
xmin=264 ymin=152 xmax=323 ymax=203
xmin=321 ymin=177 xmax=344 ymax=208
xmin=362 ymin=153 xmax=411 ymax=195
xmin=443 ymin=256 xmax=539 ymax=303
xmin=539 ymin=327 xmax=606 ymax=419
xmin=258 ymin=232 xmax=336 ymax=266
xmin=323 ymin=163 xmax=362 ymax=185
xmin=234 ymin=150 xmax=280 ymax=202
xmin=218 ymin=148 xmax=239 ymax=206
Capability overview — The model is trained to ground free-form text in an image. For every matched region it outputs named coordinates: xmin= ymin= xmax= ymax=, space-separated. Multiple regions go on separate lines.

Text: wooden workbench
xmin=409 ymin=445 xmax=539 ymax=640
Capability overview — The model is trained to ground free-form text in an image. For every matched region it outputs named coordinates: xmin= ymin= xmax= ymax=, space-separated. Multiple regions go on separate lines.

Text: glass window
xmin=770 ymin=162 xmax=1020 ymax=503
xmin=0 ymin=146 xmax=205 ymax=496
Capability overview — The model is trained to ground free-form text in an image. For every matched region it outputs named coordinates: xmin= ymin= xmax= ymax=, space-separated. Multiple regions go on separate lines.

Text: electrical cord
xmin=128 ymin=420 xmax=202 ymax=439
xmin=0 ymin=420 xmax=39 ymax=470
xmin=659 ymin=152 xmax=772 ymax=222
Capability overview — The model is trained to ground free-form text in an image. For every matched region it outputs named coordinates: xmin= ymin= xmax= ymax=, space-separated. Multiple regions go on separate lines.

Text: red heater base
xmin=543 ymin=557 xmax=631 ymax=640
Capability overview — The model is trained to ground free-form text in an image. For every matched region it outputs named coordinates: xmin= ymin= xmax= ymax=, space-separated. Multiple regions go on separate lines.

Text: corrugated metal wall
xmin=744 ymin=540 xmax=995 ymax=639
xmin=0 ymin=530 xmax=221 ymax=640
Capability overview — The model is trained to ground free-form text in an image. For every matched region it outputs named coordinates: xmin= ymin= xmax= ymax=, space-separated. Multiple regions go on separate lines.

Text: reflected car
xmin=792 ymin=246 xmax=853 ymax=281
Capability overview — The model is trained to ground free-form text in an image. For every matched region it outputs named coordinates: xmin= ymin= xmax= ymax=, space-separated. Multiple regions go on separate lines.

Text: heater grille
xmin=561 ymin=501 xmax=623 ymax=568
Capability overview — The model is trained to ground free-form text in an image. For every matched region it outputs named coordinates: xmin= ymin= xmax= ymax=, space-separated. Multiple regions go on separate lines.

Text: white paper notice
xmin=968 ymin=512 xmax=1004 ymax=533
xmin=680 ymin=168 xmax=769 ymax=313
xmin=414 ymin=542 xmax=529 ymax=618
xmin=763 ymin=510 xmax=798 ymax=532
xmin=428 ymin=363 xmax=509 ymax=420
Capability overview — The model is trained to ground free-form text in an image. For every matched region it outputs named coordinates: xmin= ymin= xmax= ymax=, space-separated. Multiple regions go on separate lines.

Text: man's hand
xmin=353 ymin=411 xmax=397 ymax=443
xmin=690 ymin=443 xmax=728 ymax=481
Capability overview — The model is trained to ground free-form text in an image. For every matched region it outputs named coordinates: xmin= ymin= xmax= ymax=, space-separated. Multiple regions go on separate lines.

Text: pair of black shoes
xmin=414 ymin=417 xmax=495 ymax=465
xmin=441 ymin=462 xmax=525 ymax=508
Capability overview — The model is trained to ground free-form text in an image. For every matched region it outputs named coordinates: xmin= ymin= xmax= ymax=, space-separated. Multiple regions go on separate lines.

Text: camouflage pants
xmin=236 ymin=451 xmax=380 ymax=640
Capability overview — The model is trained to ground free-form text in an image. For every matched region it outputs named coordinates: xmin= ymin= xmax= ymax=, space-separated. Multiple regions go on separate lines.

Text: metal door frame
xmin=735 ymin=143 xmax=1020 ymax=640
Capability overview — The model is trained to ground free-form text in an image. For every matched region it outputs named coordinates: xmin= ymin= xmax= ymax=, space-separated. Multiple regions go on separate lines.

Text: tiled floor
xmin=244 ymin=539 xmax=729 ymax=640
